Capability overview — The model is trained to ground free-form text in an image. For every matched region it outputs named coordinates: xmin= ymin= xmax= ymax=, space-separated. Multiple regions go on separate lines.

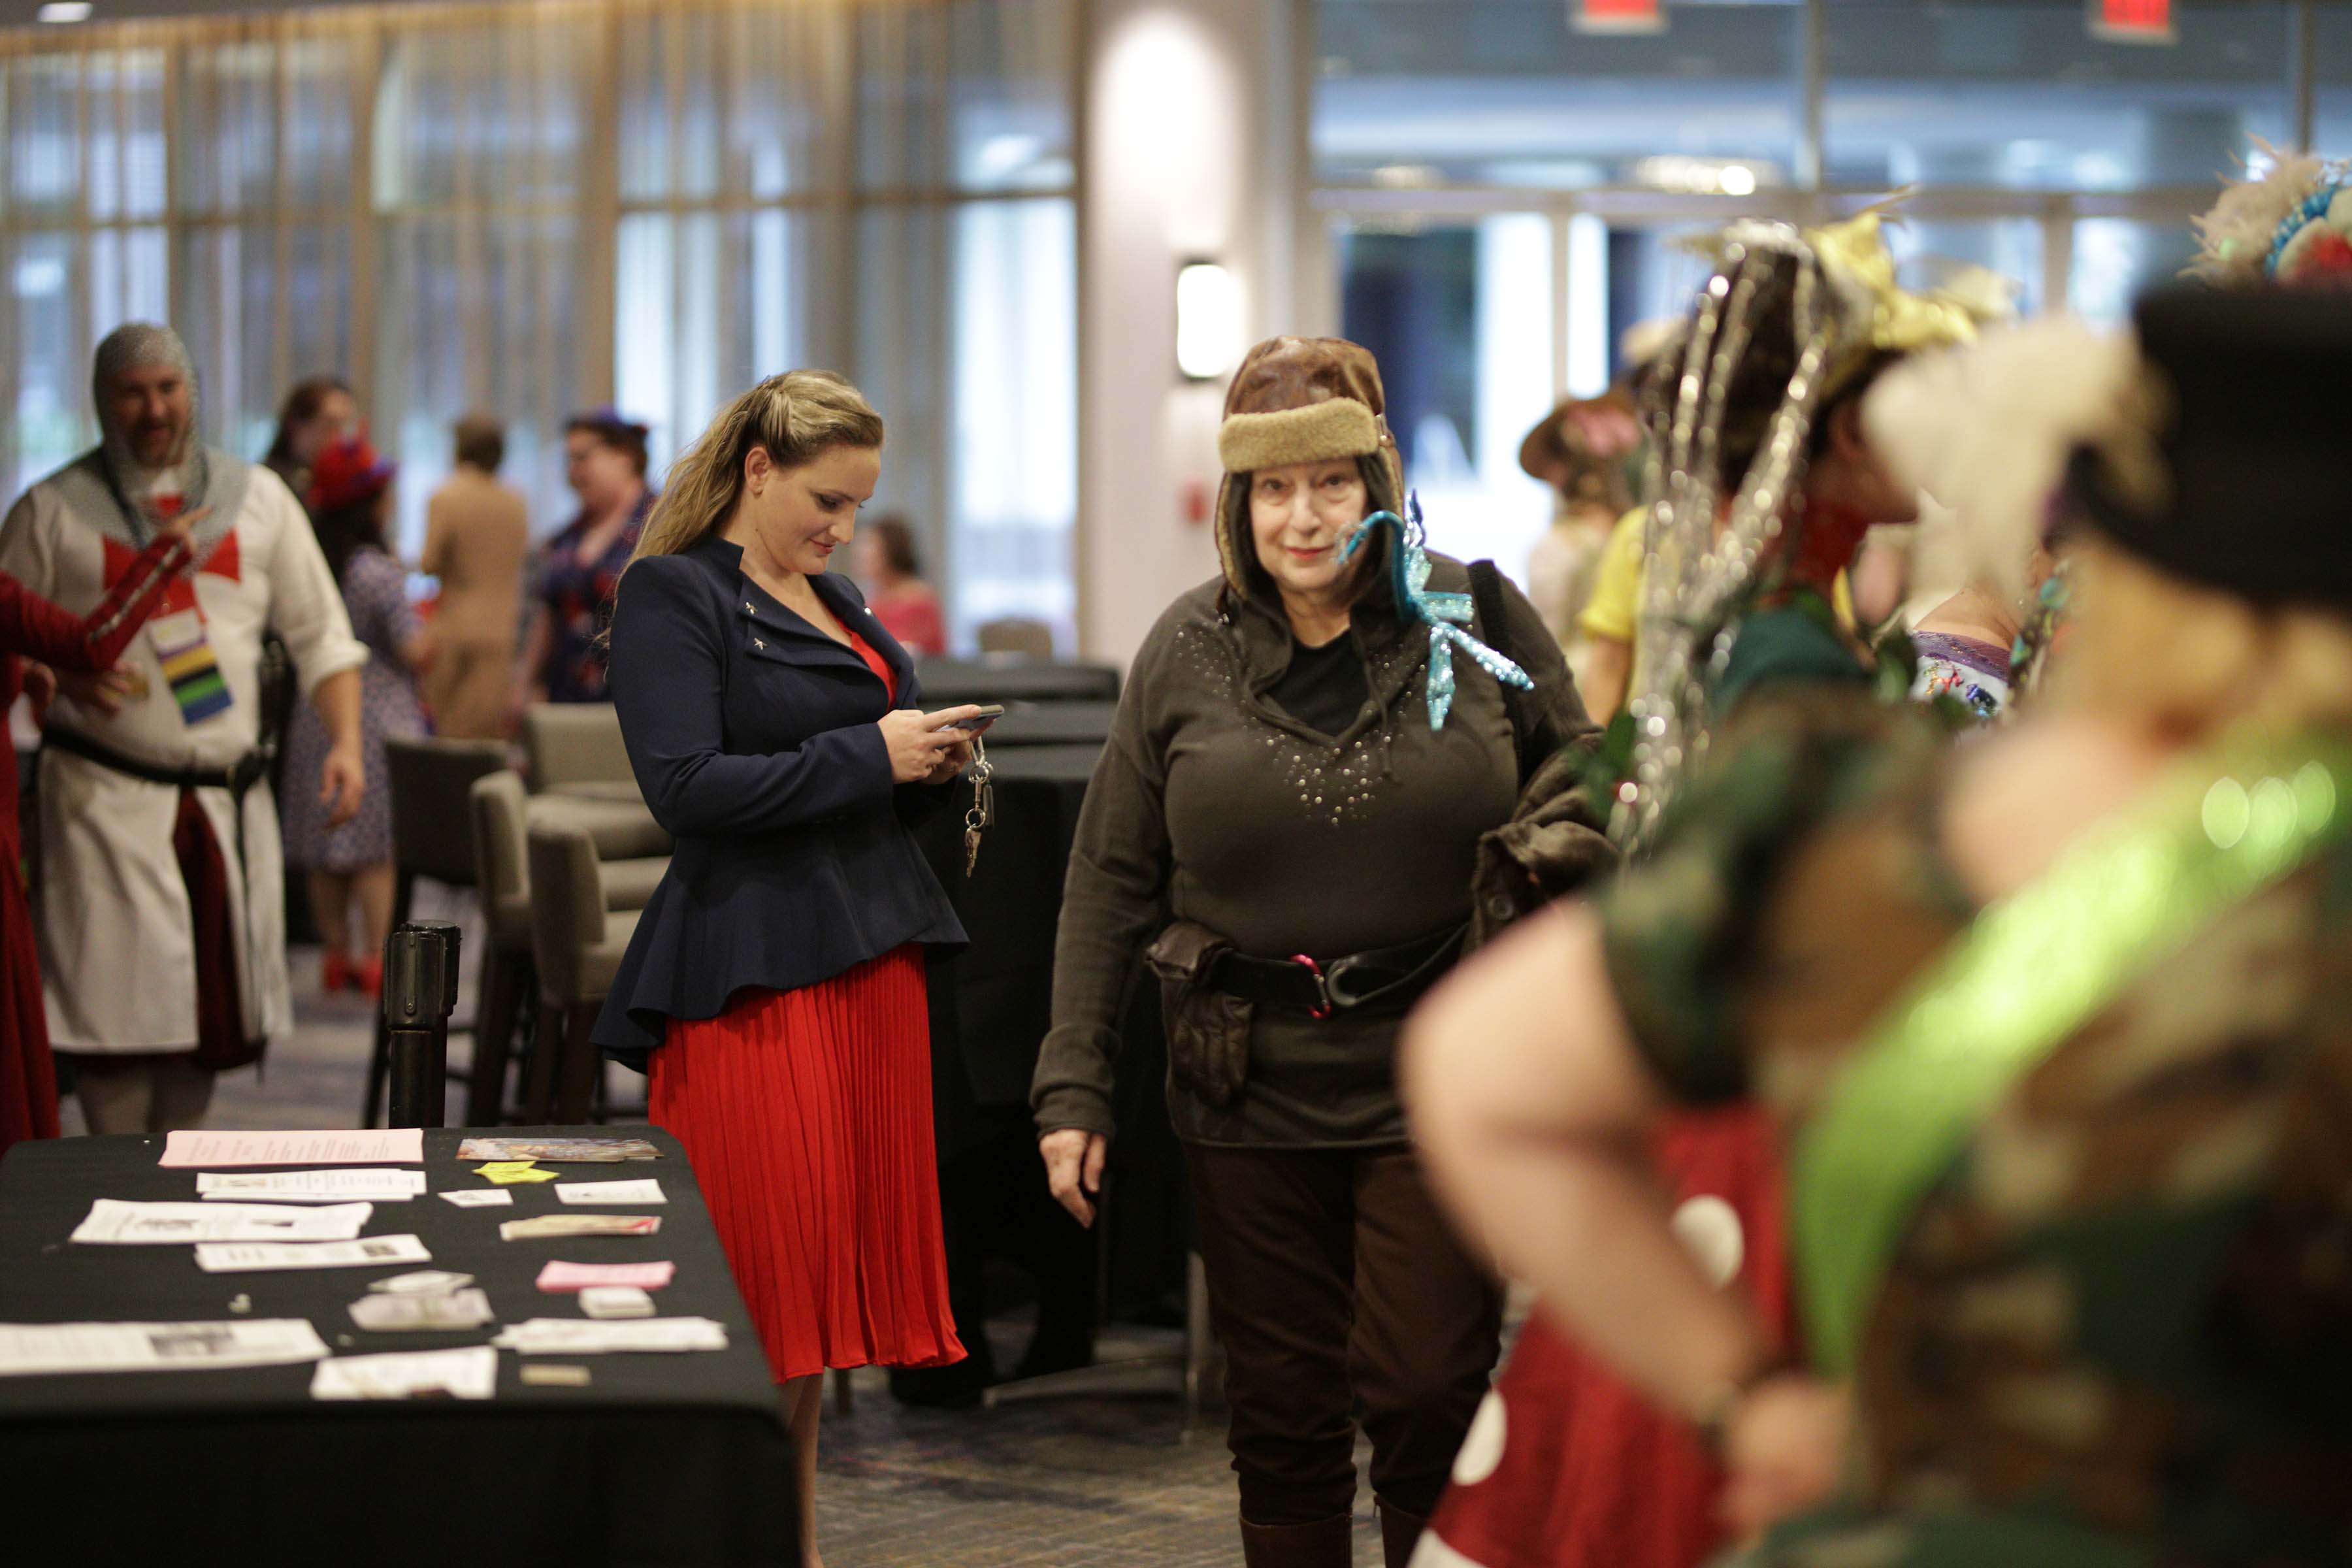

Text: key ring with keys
xmin=962 ymin=734 xmax=994 ymax=877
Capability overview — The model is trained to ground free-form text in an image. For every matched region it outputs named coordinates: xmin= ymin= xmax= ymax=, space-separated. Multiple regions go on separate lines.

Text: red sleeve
xmin=0 ymin=534 xmax=193 ymax=673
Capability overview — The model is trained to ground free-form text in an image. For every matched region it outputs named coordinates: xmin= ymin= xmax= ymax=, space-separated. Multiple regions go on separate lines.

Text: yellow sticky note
xmin=478 ymin=1161 xmax=559 ymax=1185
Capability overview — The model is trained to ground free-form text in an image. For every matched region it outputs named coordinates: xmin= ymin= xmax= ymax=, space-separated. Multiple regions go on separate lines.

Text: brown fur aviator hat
xmin=1215 ymin=336 xmax=1405 ymax=596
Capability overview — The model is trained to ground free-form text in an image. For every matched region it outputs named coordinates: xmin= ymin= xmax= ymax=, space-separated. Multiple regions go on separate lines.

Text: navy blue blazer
xmin=593 ymin=534 xmax=966 ymax=1068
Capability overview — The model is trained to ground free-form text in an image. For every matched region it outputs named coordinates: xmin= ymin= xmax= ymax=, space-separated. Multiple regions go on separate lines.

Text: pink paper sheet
xmin=534 ymin=1260 xmax=678 ymax=1293
xmin=159 ymin=1128 xmax=425 ymax=1169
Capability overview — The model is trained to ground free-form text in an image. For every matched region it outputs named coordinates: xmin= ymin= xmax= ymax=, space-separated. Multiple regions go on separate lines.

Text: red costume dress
xmin=1422 ymin=1107 xmax=1795 ymax=1568
xmin=0 ymin=532 xmax=193 ymax=1153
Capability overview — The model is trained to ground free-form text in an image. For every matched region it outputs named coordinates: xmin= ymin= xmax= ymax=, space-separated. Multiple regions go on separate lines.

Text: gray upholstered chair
xmin=467 ymin=772 xmax=668 ymax=1125
xmin=521 ymin=702 xmax=638 ymax=800
xmin=520 ymin=819 xmax=643 ymax=1123
xmin=362 ymin=736 xmax=511 ymax=1126
xmin=975 ymin=617 xmax=1054 ymax=659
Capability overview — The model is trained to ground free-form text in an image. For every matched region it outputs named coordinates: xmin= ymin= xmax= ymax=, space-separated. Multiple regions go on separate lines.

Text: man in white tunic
xmin=0 ymin=324 xmax=368 ymax=1134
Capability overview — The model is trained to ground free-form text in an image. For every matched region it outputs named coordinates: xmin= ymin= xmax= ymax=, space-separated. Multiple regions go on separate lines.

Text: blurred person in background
xmin=853 ymin=514 xmax=947 ymax=658
xmin=419 ymin=412 xmax=529 ymax=740
xmin=282 ymin=435 xmax=431 ymax=1000
xmin=516 ymin=408 xmax=653 ymax=712
xmin=0 ymin=323 xmax=365 ymax=1134
xmin=1518 ymin=390 xmax=1641 ymax=657
xmin=261 ymin=374 xmax=359 ymax=508
xmin=1407 ymin=287 xmax=2352 ymax=1568
xmin=1034 ymin=336 xmax=1596 ymax=1568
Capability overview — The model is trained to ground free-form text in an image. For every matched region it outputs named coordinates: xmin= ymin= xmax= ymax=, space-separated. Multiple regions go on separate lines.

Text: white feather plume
xmin=1862 ymin=318 xmax=2138 ymax=598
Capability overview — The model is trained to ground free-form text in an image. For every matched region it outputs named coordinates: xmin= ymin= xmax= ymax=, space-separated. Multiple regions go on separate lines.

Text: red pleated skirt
xmin=649 ymin=944 xmax=965 ymax=1384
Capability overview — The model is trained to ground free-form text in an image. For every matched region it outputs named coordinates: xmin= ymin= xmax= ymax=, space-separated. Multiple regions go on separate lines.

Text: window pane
xmin=86 ymin=50 xmax=169 ymax=223
xmin=862 ymin=0 xmax=1077 ymax=194
xmin=2069 ymin=218 xmax=2199 ymax=325
xmin=375 ymin=20 xmax=587 ymax=212
xmin=948 ymin=0 xmax=1077 ymax=192
xmin=1339 ymin=216 xmax=1556 ymax=582
xmin=1823 ymin=1 xmax=2291 ymax=191
xmin=7 ymin=232 xmax=86 ymax=494
xmin=615 ymin=210 xmax=828 ymax=479
xmin=853 ymin=203 xmax=949 ymax=607
xmin=620 ymin=3 xmax=842 ymax=203
xmin=8 ymin=56 xmax=86 ymax=221
xmin=859 ymin=3 xmax=951 ymax=191
xmin=1316 ymin=0 xmax=1800 ymax=188
xmin=951 ymin=198 xmax=1077 ymax=651
xmin=2314 ymin=7 xmax=2352 ymax=157
xmin=377 ymin=212 xmax=583 ymax=550
xmin=176 ymin=43 xmax=279 ymax=218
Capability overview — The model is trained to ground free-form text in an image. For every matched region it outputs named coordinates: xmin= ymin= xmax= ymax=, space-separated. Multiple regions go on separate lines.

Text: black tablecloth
xmin=0 ymin=1126 xmax=794 ymax=1568
xmin=913 ymin=746 xmax=1191 ymax=1343
xmin=915 ymin=658 xmax=1120 ymax=706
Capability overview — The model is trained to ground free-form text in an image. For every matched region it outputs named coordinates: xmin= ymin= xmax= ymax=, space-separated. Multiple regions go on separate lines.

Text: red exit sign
xmin=1575 ymin=0 xmax=1665 ymax=37
xmin=2091 ymin=0 xmax=2174 ymax=44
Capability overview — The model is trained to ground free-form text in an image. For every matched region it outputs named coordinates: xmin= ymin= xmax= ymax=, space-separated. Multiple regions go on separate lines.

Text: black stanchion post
xmin=384 ymin=919 xmax=462 ymax=1130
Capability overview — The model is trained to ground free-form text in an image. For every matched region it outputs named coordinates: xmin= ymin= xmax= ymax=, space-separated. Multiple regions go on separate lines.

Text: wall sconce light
xmin=1176 ymin=260 xmax=1242 ymax=383
xmin=38 ymin=3 xmax=96 ymax=22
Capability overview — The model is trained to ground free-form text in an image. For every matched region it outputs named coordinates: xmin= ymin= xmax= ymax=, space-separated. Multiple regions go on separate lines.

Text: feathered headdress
xmin=2189 ymin=140 xmax=2352 ymax=289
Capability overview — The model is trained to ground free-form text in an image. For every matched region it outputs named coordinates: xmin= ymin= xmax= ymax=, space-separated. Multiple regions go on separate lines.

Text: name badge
xmin=148 ymin=607 xmax=234 ymax=725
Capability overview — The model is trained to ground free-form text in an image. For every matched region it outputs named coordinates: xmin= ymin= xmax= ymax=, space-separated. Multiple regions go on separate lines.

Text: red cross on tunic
xmin=103 ymin=530 xmax=237 ymax=617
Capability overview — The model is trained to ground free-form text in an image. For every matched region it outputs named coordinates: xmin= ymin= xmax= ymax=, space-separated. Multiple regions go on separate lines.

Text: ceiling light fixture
xmin=38 ymin=3 xmax=95 ymax=22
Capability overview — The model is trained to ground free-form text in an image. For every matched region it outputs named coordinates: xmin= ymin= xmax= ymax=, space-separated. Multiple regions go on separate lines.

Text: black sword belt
xmin=1205 ymin=924 xmax=1467 ymax=1021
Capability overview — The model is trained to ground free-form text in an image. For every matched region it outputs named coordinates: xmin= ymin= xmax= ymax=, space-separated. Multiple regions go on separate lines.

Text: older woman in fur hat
xmin=1033 ymin=338 xmax=1596 ymax=1567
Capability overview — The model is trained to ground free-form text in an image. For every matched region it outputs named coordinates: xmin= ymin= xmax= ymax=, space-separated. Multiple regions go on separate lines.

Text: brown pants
xmin=1186 ymin=1143 xmax=1503 ymax=1526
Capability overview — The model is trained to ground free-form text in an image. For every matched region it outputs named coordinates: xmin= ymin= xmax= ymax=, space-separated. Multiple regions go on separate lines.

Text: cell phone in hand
xmin=939 ymin=704 xmax=1005 ymax=734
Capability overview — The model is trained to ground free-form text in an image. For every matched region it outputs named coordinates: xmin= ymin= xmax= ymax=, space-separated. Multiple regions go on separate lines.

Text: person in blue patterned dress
xmin=281 ymin=435 xmax=431 ymax=999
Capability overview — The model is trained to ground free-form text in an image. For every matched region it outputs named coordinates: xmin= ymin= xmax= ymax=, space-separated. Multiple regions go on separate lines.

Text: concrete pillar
xmin=1076 ymin=0 xmax=1300 ymax=666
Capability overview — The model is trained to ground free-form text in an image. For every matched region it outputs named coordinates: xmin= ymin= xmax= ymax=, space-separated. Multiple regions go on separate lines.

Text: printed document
xmin=0 ymin=1319 xmax=329 ymax=1377
xmin=160 ymin=1128 xmax=424 ymax=1168
xmin=72 ymin=1200 xmax=374 ymax=1245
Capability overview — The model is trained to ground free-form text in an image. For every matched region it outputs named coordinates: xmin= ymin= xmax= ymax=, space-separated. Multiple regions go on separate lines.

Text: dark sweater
xmin=1032 ymin=552 xmax=1593 ymax=1149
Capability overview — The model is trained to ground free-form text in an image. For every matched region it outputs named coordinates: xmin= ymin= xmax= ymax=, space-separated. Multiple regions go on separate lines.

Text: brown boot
xmin=1239 ymin=1513 xmax=1353 ymax=1568
xmin=1375 ymin=1499 xmax=1429 ymax=1568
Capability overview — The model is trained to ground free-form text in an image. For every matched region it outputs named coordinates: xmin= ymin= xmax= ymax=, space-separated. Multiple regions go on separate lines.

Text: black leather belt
xmin=45 ymin=726 xmax=269 ymax=798
xmin=1206 ymin=924 xmax=1466 ymax=1020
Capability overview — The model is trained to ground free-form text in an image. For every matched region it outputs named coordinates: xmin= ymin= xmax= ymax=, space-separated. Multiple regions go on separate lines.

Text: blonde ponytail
xmin=629 ymin=370 xmax=885 ymax=566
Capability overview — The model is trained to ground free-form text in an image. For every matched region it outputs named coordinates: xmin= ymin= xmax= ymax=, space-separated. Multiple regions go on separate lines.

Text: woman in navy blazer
xmin=593 ymin=370 xmax=979 ymax=1566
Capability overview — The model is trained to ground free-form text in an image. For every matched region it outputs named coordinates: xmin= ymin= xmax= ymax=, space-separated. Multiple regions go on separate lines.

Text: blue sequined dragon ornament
xmin=1339 ymin=491 xmax=1533 ymax=730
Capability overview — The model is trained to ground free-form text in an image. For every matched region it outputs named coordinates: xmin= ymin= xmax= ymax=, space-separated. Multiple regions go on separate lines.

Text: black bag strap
xmin=1467 ymin=559 xmax=1539 ymax=785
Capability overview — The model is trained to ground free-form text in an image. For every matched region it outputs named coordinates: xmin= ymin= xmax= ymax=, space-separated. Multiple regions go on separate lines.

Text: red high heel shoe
xmin=322 ymin=950 xmax=354 ymax=994
xmin=356 ymin=958 xmax=384 ymax=1000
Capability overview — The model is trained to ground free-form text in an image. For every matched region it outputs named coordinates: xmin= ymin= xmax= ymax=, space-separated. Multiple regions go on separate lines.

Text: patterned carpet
xmin=54 ymin=883 xmax=1397 ymax=1565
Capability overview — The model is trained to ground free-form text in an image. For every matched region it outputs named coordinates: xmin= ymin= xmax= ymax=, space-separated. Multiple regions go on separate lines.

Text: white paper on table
xmin=348 ymin=1289 xmax=495 ymax=1332
xmin=160 ymin=1128 xmax=424 ymax=1169
xmin=580 ymin=1286 xmax=655 ymax=1320
xmin=71 ymin=1200 xmax=374 ymax=1245
xmin=196 ymin=1169 xmax=425 ymax=1203
xmin=367 ymin=1270 xmax=476 ymax=1296
xmin=491 ymin=1317 xmax=727 ymax=1354
xmin=0 ymin=1319 xmax=329 ymax=1377
xmin=553 ymin=1179 xmax=666 ymax=1206
xmin=436 ymin=1188 xmax=513 ymax=1209
xmin=311 ymin=1345 xmax=497 ymax=1401
xmin=193 ymin=1235 xmax=432 ymax=1273
xmin=534 ymin=1260 xmax=676 ymax=1293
